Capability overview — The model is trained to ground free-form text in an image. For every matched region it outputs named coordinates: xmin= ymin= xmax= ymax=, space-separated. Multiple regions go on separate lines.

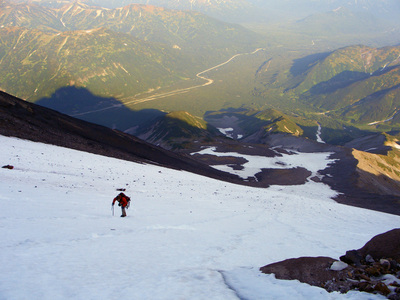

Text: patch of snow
xmin=223 ymin=268 xmax=379 ymax=300
xmin=192 ymin=146 xmax=335 ymax=182
xmin=381 ymin=274 xmax=400 ymax=288
xmin=392 ymin=143 xmax=400 ymax=150
xmin=0 ymin=135 xmax=398 ymax=300
xmin=330 ymin=261 xmax=349 ymax=271
xmin=218 ymin=127 xmax=234 ymax=139
xmin=316 ymin=124 xmax=325 ymax=144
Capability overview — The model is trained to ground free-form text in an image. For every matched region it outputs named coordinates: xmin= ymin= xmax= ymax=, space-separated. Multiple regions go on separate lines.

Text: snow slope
xmin=0 ymin=135 xmax=398 ymax=300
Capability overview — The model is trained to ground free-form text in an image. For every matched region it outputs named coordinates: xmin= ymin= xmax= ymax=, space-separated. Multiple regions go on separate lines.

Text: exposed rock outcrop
xmin=260 ymin=229 xmax=400 ymax=298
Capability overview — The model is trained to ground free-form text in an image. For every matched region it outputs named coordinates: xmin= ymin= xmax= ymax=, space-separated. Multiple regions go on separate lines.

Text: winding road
xmin=368 ymin=109 xmax=400 ymax=126
xmin=72 ymin=48 xmax=265 ymax=117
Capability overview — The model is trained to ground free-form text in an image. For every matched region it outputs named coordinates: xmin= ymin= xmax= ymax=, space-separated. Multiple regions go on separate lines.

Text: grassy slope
xmin=353 ymin=138 xmax=400 ymax=196
xmin=0 ymin=2 xmax=260 ymax=102
xmin=0 ymin=27 xmax=189 ymax=101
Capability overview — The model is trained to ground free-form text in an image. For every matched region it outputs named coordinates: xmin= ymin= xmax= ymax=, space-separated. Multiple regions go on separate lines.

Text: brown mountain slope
xmin=0 ymin=90 xmax=242 ymax=184
xmin=2 ymin=91 xmax=400 ymax=215
xmin=353 ymin=147 xmax=400 ymax=197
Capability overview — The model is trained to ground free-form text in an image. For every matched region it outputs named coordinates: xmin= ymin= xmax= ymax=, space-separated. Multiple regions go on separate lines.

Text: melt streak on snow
xmin=0 ymin=135 xmax=398 ymax=300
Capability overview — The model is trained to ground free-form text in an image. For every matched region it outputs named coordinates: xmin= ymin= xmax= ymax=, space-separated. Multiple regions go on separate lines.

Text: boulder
xmin=358 ymin=228 xmax=400 ymax=261
xmin=259 ymin=228 xmax=400 ymax=297
xmin=260 ymin=256 xmax=350 ymax=292
xmin=340 ymin=249 xmax=363 ymax=266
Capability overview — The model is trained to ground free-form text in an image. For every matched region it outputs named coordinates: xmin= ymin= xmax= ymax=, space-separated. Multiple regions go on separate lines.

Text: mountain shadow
xmin=36 ymin=86 xmax=166 ymax=132
xmin=339 ymin=83 xmax=400 ymax=124
xmin=205 ymin=108 xmax=369 ymax=146
xmin=290 ymin=52 xmax=331 ymax=77
xmin=306 ymin=70 xmax=370 ymax=96
xmin=306 ymin=65 xmax=400 ymax=97
xmin=0 ymin=90 xmax=243 ymax=184
xmin=135 ymin=111 xmax=223 ymax=150
xmin=299 ymin=124 xmax=370 ymax=146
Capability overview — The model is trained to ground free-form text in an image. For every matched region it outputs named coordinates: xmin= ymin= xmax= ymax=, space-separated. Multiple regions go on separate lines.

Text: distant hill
xmin=87 ymin=0 xmax=252 ymax=14
xmin=0 ymin=1 xmax=64 ymax=31
xmin=0 ymin=1 xmax=259 ymax=101
xmin=0 ymin=26 xmax=192 ymax=101
xmin=293 ymin=7 xmax=388 ymax=36
xmin=12 ymin=0 xmax=400 ymax=23
xmin=249 ymin=0 xmax=400 ymax=21
xmin=255 ymin=44 xmax=400 ymax=131
xmin=205 ymin=108 xmax=304 ymax=142
xmin=9 ymin=0 xmax=258 ymax=22
xmin=51 ymin=2 xmax=258 ymax=51
xmin=296 ymin=45 xmax=400 ymax=129
xmin=134 ymin=111 xmax=221 ymax=150
xmin=0 ymin=1 xmax=258 ymax=50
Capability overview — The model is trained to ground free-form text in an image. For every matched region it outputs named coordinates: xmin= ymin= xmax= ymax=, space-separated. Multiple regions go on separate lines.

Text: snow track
xmin=0 ymin=135 xmax=398 ymax=299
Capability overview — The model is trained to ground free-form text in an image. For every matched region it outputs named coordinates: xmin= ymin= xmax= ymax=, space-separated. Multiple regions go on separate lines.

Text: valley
xmin=1 ymin=0 xmax=400 ymax=207
xmin=1 ymin=1 xmax=400 ymax=298
xmin=72 ymin=47 xmax=266 ymax=117
xmin=0 ymin=1 xmax=400 ymax=204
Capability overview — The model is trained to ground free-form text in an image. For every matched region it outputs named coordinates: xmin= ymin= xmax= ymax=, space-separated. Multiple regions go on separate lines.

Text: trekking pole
xmin=112 ymin=204 xmax=114 ymax=216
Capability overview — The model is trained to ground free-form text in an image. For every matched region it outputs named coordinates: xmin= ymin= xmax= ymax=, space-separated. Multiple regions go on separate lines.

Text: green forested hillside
xmin=297 ymin=46 xmax=400 ymax=128
xmin=0 ymin=2 xmax=65 ymax=31
xmin=254 ymin=45 xmax=400 ymax=131
xmin=294 ymin=46 xmax=400 ymax=94
xmin=0 ymin=1 xmax=259 ymax=101
xmin=0 ymin=27 xmax=190 ymax=100
xmin=204 ymin=108 xmax=305 ymax=139
xmin=52 ymin=2 xmax=257 ymax=54
xmin=2 ymin=0 xmax=400 ymax=148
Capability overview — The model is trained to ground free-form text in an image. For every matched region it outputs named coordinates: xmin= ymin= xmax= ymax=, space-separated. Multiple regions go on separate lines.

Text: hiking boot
xmin=121 ymin=207 xmax=127 ymax=217
xmin=120 ymin=215 xmax=126 ymax=217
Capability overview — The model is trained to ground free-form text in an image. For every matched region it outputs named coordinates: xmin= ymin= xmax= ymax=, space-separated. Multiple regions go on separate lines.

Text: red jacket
xmin=112 ymin=193 xmax=129 ymax=208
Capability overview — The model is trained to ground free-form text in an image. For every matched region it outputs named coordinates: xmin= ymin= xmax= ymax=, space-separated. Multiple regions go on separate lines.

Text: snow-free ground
xmin=1 ymin=135 xmax=399 ymax=300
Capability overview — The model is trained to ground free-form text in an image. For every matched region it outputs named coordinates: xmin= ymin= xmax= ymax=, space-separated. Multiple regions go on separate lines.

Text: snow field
xmin=192 ymin=146 xmax=337 ymax=180
xmin=0 ymin=135 xmax=398 ymax=299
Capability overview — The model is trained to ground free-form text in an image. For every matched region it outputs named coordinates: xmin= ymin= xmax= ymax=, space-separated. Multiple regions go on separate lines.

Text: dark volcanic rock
xmin=0 ymin=91 xmax=243 ymax=184
xmin=255 ymin=167 xmax=312 ymax=186
xmin=260 ymin=257 xmax=345 ymax=287
xmin=340 ymin=250 xmax=363 ymax=266
xmin=358 ymin=228 xmax=400 ymax=261
xmin=260 ymin=229 xmax=400 ymax=297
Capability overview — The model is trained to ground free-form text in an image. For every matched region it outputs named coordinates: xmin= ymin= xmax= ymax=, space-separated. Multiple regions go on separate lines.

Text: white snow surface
xmin=217 ymin=127 xmax=235 ymax=139
xmin=316 ymin=124 xmax=325 ymax=144
xmin=192 ymin=146 xmax=335 ymax=180
xmin=1 ymin=135 xmax=398 ymax=300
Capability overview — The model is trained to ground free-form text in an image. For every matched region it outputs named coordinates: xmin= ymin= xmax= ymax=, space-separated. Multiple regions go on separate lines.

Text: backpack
xmin=125 ymin=195 xmax=131 ymax=208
